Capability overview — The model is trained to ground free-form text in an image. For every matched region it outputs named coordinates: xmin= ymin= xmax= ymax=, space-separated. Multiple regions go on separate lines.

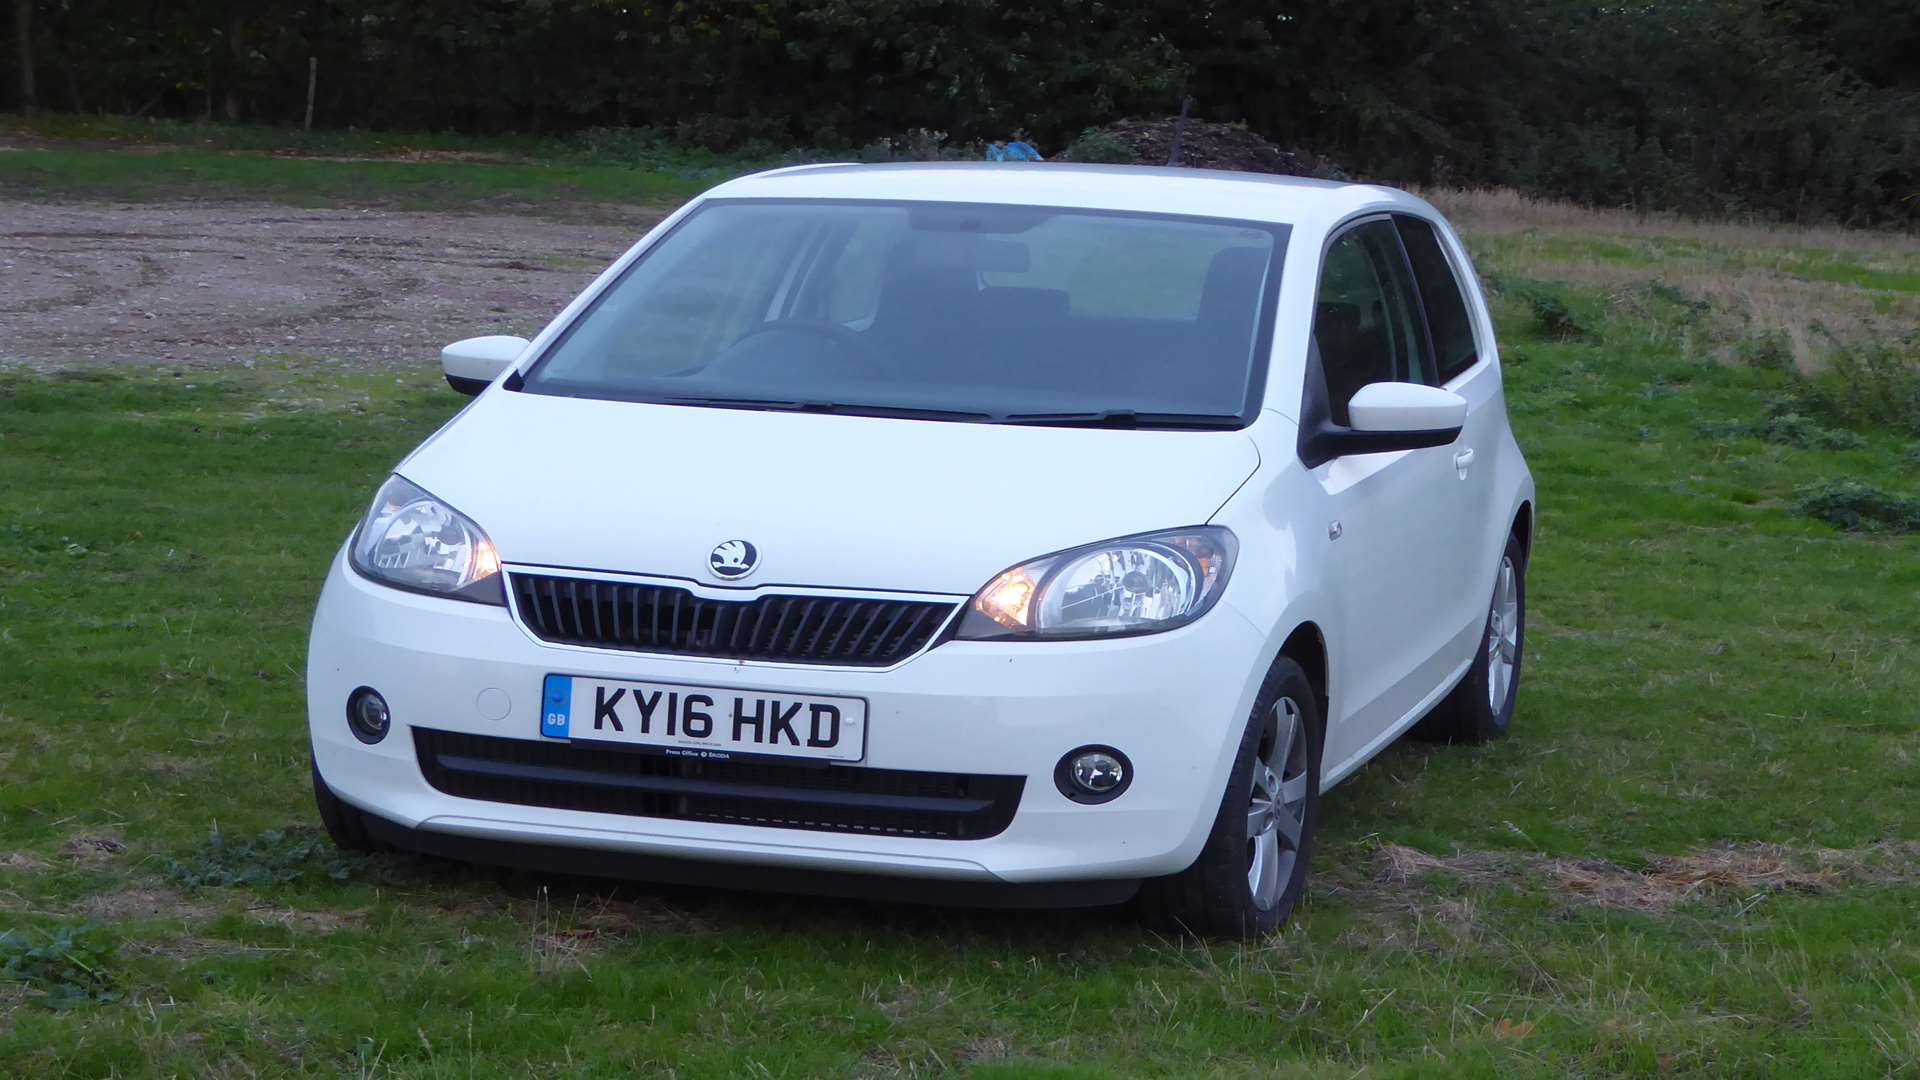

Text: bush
xmin=1794 ymin=337 xmax=1920 ymax=436
xmin=1646 ymin=280 xmax=1712 ymax=316
xmin=0 ymin=924 xmax=121 ymax=1010
xmin=165 ymin=827 xmax=355 ymax=889
xmin=1509 ymin=281 xmax=1591 ymax=340
xmin=1732 ymin=331 xmax=1797 ymax=372
xmin=853 ymin=129 xmax=984 ymax=163
xmin=1794 ymin=480 xmax=1920 ymax=533
xmin=1059 ymin=127 xmax=1139 ymax=164
xmin=1692 ymin=397 xmax=1868 ymax=451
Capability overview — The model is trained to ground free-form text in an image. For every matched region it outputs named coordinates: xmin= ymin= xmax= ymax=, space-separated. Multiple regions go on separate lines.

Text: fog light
xmin=1055 ymin=745 xmax=1133 ymax=804
xmin=346 ymin=687 xmax=390 ymax=745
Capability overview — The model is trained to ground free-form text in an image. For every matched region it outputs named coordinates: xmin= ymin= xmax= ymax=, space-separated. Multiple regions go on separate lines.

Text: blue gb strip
xmin=541 ymin=675 xmax=572 ymax=738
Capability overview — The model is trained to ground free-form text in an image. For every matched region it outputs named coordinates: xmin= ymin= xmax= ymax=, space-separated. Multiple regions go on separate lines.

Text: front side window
xmin=1312 ymin=219 xmax=1429 ymax=425
xmin=1394 ymin=215 xmax=1480 ymax=383
xmin=521 ymin=200 xmax=1287 ymax=426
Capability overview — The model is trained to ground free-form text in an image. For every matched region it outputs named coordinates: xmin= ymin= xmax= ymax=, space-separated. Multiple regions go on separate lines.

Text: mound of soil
xmin=1078 ymin=117 xmax=1346 ymax=180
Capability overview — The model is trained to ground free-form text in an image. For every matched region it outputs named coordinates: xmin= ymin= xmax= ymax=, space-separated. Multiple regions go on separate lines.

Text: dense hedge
xmin=4 ymin=0 xmax=1915 ymax=224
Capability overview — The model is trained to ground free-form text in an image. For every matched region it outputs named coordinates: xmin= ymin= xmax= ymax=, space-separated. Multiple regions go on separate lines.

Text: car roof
xmin=704 ymin=161 xmax=1437 ymax=233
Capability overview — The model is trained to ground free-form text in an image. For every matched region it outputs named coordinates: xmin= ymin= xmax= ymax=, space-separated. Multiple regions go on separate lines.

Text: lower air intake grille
xmin=509 ymin=573 xmax=956 ymax=667
xmin=413 ymin=728 xmax=1024 ymax=840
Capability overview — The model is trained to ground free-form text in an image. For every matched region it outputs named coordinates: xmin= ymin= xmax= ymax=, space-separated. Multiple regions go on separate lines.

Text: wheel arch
xmin=1511 ymin=500 xmax=1535 ymax=562
xmin=1278 ymin=621 xmax=1330 ymax=739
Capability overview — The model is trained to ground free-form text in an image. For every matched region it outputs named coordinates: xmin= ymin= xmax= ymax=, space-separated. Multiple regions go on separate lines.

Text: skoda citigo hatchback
xmin=308 ymin=163 xmax=1534 ymax=937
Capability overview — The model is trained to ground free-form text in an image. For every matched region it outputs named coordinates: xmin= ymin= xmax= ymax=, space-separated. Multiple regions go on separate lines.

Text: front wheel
xmin=1417 ymin=532 xmax=1527 ymax=744
xmin=1141 ymin=657 xmax=1322 ymax=938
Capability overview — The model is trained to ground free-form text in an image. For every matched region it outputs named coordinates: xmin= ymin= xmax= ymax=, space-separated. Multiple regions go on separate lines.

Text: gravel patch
xmin=1 ymin=200 xmax=664 ymax=371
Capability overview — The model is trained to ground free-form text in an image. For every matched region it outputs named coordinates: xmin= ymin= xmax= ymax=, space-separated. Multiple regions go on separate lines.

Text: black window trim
xmin=1295 ymin=212 xmax=1461 ymax=469
xmin=511 ymin=196 xmax=1295 ymax=432
xmin=1390 ymin=211 xmax=1488 ymax=388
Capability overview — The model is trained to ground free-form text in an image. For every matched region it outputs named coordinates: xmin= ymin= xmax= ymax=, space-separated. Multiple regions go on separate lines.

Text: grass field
xmin=3 ymin=141 xmax=1920 ymax=1076
xmin=0 ymin=115 xmax=761 ymax=210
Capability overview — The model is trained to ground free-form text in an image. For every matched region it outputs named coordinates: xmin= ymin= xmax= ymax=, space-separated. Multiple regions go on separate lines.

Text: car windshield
xmin=519 ymin=199 xmax=1287 ymax=426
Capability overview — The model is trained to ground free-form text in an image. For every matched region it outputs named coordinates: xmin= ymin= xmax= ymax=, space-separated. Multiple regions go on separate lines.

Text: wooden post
xmin=304 ymin=56 xmax=316 ymax=131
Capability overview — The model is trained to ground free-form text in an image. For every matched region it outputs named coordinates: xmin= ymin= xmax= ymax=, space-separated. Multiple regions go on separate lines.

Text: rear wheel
xmin=312 ymin=757 xmax=382 ymax=853
xmin=1142 ymin=657 xmax=1322 ymax=938
xmin=1417 ymin=532 xmax=1527 ymax=744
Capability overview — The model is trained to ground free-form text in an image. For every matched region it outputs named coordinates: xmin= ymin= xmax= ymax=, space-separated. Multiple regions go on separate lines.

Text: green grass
xmin=4 ymin=206 xmax=1920 ymax=1075
xmin=3 ymin=112 xmax=558 ymax=158
xmin=0 ymin=147 xmax=709 ymax=209
xmin=0 ymin=114 xmax=832 ymax=209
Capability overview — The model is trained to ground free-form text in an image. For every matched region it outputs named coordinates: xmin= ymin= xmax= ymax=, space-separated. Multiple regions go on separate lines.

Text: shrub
xmin=1509 ymin=281 xmax=1590 ymax=340
xmin=1692 ymin=396 xmax=1869 ymax=450
xmin=854 ymin=129 xmax=984 ymax=163
xmin=1794 ymin=337 xmax=1920 ymax=436
xmin=0 ymin=924 xmax=121 ymax=1010
xmin=1059 ymin=127 xmax=1138 ymax=164
xmin=1794 ymin=480 xmax=1920 ymax=533
xmin=165 ymin=827 xmax=355 ymax=889
xmin=1645 ymin=280 xmax=1711 ymax=316
xmin=1732 ymin=331 xmax=1796 ymax=372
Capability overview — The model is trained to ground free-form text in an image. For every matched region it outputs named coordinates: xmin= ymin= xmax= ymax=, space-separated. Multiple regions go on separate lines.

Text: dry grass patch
xmin=1507 ymin=252 xmax=1912 ymax=373
xmin=59 ymin=833 xmax=126 ymax=867
xmin=1366 ymin=841 xmax=1920 ymax=913
xmin=243 ymin=905 xmax=368 ymax=933
xmin=1423 ymin=185 xmax=1920 ymax=372
xmin=1422 ymin=186 xmax=1920 ymax=258
xmin=514 ymin=887 xmax=707 ymax=973
xmin=0 ymin=852 xmax=50 ymax=874
xmin=0 ymin=982 xmax=26 ymax=1032
xmin=71 ymin=884 xmax=221 ymax=923
xmin=139 ymin=753 xmax=205 ymax=781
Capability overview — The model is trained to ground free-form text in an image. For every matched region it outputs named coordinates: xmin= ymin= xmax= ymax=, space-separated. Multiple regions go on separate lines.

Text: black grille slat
xmin=414 ymin=728 xmax=1023 ymax=841
xmin=865 ymin=603 xmax=913 ymax=658
xmin=508 ymin=573 xmax=955 ymax=667
xmin=542 ymin=578 xmax=567 ymax=637
xmin=784 ymin=599 xmax=820 ymax=657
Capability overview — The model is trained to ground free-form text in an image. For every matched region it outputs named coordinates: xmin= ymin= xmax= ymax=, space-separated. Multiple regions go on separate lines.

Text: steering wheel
xmin=727 ymin=320 xmax=886 ymax=372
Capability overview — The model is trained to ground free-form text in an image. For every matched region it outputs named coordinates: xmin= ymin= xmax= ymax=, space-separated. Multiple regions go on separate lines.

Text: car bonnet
xmin=399 ymin=388 xmax=1262 ymax=596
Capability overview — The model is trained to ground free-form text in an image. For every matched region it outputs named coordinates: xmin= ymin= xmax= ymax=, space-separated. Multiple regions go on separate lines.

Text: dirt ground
xmin=1 ymin=201 xmax=666 ymax=371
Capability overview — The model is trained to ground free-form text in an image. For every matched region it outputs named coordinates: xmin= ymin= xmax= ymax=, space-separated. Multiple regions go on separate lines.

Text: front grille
xmin=413 ymin=728 xmax=1024 ymax=840
xmin=509 ymin=573 xmax=957 ymax=667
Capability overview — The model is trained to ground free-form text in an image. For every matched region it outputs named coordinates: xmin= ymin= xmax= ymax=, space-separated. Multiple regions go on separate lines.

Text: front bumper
xmin=306 ymin=550 xmax=1269 ymax=884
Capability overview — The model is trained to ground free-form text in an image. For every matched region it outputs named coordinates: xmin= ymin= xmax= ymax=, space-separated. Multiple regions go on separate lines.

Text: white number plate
xmin=539 ymin=674 xmax=866 ymax=763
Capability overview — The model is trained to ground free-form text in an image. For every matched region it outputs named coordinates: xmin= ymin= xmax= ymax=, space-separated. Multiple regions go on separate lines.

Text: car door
xmin=1307 ymin=217 xmax=1479 ymax=770
xmin=1394 ymin=214 xmax=1501 ymax=656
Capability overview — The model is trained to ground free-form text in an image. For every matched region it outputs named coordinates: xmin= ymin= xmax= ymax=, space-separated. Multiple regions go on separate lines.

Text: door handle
xmin=1453 ymin=448 xmax=1476 ymax=476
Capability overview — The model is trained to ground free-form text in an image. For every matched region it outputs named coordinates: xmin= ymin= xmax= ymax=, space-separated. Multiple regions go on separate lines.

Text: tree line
xmin=5 ymin=0 xmax=1915 ymax=224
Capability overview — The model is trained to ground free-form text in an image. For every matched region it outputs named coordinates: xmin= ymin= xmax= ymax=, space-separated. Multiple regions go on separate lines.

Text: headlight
xmin=955 ymin=527 xmax=1236 ymax=641
xmin=348 ymin=475 xmax=504 ymax=605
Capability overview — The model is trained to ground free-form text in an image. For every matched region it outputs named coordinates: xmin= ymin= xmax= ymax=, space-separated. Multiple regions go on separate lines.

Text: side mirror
xmin=1347 ymin=382 xmax=1468 ymax=434
xmin=1300 ymin=382 xmax=1466 ymax=465
xmin=440 ymin=335 xmax=529 ymax=396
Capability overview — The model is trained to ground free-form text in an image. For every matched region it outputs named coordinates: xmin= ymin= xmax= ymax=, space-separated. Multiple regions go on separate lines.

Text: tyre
xmin=1416 ymin=532 xmax=1527 ymax=744
xmin=1142 ymin=656 xmax=1322 ymax=938
xmin=312 ymin=756 xmax=382 ymax=853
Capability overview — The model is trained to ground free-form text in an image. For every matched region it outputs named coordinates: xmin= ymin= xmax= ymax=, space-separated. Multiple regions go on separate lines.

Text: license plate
xmin=539 ymin=674 xmax=866 ymax=763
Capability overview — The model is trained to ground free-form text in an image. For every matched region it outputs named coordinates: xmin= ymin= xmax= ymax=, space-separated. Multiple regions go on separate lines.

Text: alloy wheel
xmin=1486 ymin=555 xmax=1520 ymax=712
xmin=1246 ymin=695 xmax=1311 ymax=909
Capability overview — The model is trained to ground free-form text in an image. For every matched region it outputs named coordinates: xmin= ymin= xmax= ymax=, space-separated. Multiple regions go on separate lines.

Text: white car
xmin=307 ymin=163 xmax=1533 ymax=936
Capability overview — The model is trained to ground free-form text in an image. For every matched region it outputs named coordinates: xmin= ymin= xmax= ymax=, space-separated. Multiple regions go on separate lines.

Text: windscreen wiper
xmin=998 ymin=409 xmax=1246 ymax=429
xmin=657 ymin=396 xmax=995 ymax=422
